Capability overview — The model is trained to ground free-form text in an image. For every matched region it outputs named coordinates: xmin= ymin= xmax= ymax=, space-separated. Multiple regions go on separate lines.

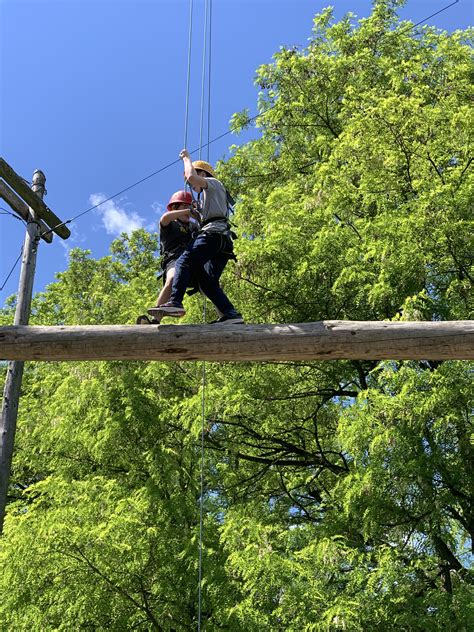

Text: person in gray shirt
xmin=158 ymin=149 xmax=243 ymax=324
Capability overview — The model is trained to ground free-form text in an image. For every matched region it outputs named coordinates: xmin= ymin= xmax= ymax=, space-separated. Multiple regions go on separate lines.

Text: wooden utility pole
xmin=0 ymin=321 xmax=472 ymax=362
xmin=0 ymin=180 xmax=52 ymax=243
xmin=0 ymin=170 xmax=45 ymax=531
xmin=0 ymin=159 xmax=70 ymax=239
xmin=0 ymin=163 xmax=69 ymax=533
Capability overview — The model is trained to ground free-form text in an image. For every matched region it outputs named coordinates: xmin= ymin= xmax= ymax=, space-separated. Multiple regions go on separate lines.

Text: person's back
xmin=197 ymin=175 xmax=229 ymax=233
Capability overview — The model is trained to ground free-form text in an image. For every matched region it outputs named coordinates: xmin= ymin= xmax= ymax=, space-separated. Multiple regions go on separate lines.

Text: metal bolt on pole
xmin=0 ymin=169 xmax=45 ymax=533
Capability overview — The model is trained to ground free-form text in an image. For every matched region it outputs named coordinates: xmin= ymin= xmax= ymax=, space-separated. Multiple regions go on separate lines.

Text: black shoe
xmin=210 ymin=314 xmax=244 ymax=325
xmin=152 ymin=302 xmax=186 ymax=317
xmin=136 ymin=315 xmax=160 ymax=325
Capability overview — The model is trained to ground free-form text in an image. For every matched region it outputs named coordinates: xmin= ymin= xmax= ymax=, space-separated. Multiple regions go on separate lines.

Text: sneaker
xmin=136 ymin=314 xmax=160 ymax=325
xmin=153 ymin=301 xmax=186 ymax=317
xmin=146 ymin=307 xmax=164 ymax=320
xmin=210 ymin=313 xmax=244 ymax=325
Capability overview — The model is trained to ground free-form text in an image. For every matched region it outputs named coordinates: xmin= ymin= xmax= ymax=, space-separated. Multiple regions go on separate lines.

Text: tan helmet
xmin=192 ymin=160 xmax=215 ymax=178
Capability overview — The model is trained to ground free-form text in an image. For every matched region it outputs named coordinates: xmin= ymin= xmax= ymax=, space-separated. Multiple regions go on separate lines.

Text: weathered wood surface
xmin=0 ymin=321 xmax=473 ymax=362
xmin=0 ymin=180 xmax=53 ymax=243
xmin=0 ymin=170 xmax=46 ymax=532
xmin=0 ymin=158 xmax=70 ymax=239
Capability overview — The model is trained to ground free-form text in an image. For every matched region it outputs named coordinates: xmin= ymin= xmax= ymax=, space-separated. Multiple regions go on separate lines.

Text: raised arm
xmin=180 ymin=148 xmax=208 ymax=190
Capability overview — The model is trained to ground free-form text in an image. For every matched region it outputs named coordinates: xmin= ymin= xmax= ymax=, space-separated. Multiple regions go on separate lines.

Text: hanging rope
xmin=195 ymin=1 xmax=212 ymax=628
xmin=197 ymin=349 xmax=206 ymax=632
xmin=198 ymin=0 xmax=210 ymax=160
xmin=184 ymin=0 xmax=194 ymax=149
xmin=206 ymin=0 xmax=213 ymax=163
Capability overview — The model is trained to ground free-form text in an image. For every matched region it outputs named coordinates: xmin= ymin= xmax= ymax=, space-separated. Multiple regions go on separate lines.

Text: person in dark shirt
xmin=139 ymin=190 xmax=197 ymax=324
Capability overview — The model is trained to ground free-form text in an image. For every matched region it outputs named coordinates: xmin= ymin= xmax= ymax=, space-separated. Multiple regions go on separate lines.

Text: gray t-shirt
xmin=199 ymin=177 xmax=229 ymax=233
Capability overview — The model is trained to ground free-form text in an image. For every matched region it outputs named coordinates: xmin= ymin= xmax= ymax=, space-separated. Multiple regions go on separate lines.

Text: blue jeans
xmin=170 ymin=232 xmax=239 ymax=316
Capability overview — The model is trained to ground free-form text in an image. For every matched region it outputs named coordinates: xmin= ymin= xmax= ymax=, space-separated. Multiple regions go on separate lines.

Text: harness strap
xmin=200 ymin=216 xmax=230 ymax=227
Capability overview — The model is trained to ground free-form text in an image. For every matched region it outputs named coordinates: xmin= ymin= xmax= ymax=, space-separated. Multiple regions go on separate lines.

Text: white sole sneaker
xmin=150 ymin=305 xmax=185 ymax=317
xmin=147 ymin=308 xmax=164 ymax=318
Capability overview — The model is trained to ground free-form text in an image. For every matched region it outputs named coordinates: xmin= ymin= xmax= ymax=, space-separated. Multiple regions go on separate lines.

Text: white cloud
xmin=89 ymin=193 xmax=146 ymax=236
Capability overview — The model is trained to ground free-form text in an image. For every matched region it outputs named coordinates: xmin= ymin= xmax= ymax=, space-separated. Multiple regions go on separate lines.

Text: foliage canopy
xmin=1 ymin=1 xmax=473 ymax=629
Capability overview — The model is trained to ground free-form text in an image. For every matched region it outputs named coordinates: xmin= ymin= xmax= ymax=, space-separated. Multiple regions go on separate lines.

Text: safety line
xmin=184 ymin=0 xmax=194 ymax=149
xmin=206 ymin=0 xmax=213 ymax=163
xmin=198 ymin=0 xmax=210 ymax=161
xmin=197 ymin=2 xmax=211 ymax=628
xmin=198 ymin=348 xmax=206 ymax=632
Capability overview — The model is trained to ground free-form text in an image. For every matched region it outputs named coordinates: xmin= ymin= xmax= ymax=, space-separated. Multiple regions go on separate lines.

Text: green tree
xmin=1 ymin=1 xmax=473 ymax=629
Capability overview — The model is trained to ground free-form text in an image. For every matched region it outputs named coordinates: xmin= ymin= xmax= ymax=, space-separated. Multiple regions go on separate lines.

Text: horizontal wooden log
xmin=0 ymin=321 xmax=473 ymax=362
xmin=0 ymin=158 xmax=70 ymax=239
xmin=0 ymin=180 xmax=53 ymax=243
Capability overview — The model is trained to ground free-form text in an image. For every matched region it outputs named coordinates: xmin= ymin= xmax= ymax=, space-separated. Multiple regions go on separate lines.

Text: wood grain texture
xmin=0 ymin=321 xmax=473 ymax=362
xmin=0 ymin=158 xmax=70 ymax=239
xmin=0 ymin=181 xmax=53 ymax=243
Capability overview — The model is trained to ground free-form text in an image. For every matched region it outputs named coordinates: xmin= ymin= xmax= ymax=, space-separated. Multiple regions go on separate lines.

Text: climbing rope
xmin=184 ymin=0 xmax=193 ymax=149
xmin=198 ymin=0 xmax=209 ymax=161
xmin=196 ymin=1 xmax=212 ymax=628
xmin=206 ymin=0 xmax=213 ymax=163
xmin=197 ymin=349 xmax=206 ymax=632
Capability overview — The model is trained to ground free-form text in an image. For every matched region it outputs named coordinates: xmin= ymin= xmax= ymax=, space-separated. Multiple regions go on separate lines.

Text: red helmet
xmin=166 ymin=190 xmax=192 ymax=212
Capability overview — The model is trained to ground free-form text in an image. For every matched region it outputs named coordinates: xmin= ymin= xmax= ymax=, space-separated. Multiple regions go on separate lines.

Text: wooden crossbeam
xmin=0 ymin=180 xmax=53 ymax=243
xmin=0 ymin=321 xmax=472 ymax=362
xmin=0 ymin=158 xmax=70 ymax=239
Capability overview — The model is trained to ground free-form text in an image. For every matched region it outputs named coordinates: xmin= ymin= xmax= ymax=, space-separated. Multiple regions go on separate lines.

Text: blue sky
xmin=0 ymin=0 xmax=471 ymax=305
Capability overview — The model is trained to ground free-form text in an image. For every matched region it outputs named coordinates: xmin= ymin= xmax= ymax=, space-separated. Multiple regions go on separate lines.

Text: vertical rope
xmin=198 ymin=0 xmax=209 ymax=160
xmin=206 ymin=0 xmax=213 ymax=163
xmin=184 ymin=0 xmax=194 ymax=149
xmin=197 ymin=3 xmax=211 ymax=629
xmin=181 ymin=5 xmax=206 ymax=628
xmin=197 ymin=349 xmax=206 ymax=631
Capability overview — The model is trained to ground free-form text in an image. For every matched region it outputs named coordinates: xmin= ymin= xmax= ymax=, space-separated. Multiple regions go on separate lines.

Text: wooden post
xmin=0 ymin=170 xmax=45 ymax=532
xmin=0 ymin=158 xmax=70 ymax=239
xmin=0 ymin=321 xmax=472 ymax=362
